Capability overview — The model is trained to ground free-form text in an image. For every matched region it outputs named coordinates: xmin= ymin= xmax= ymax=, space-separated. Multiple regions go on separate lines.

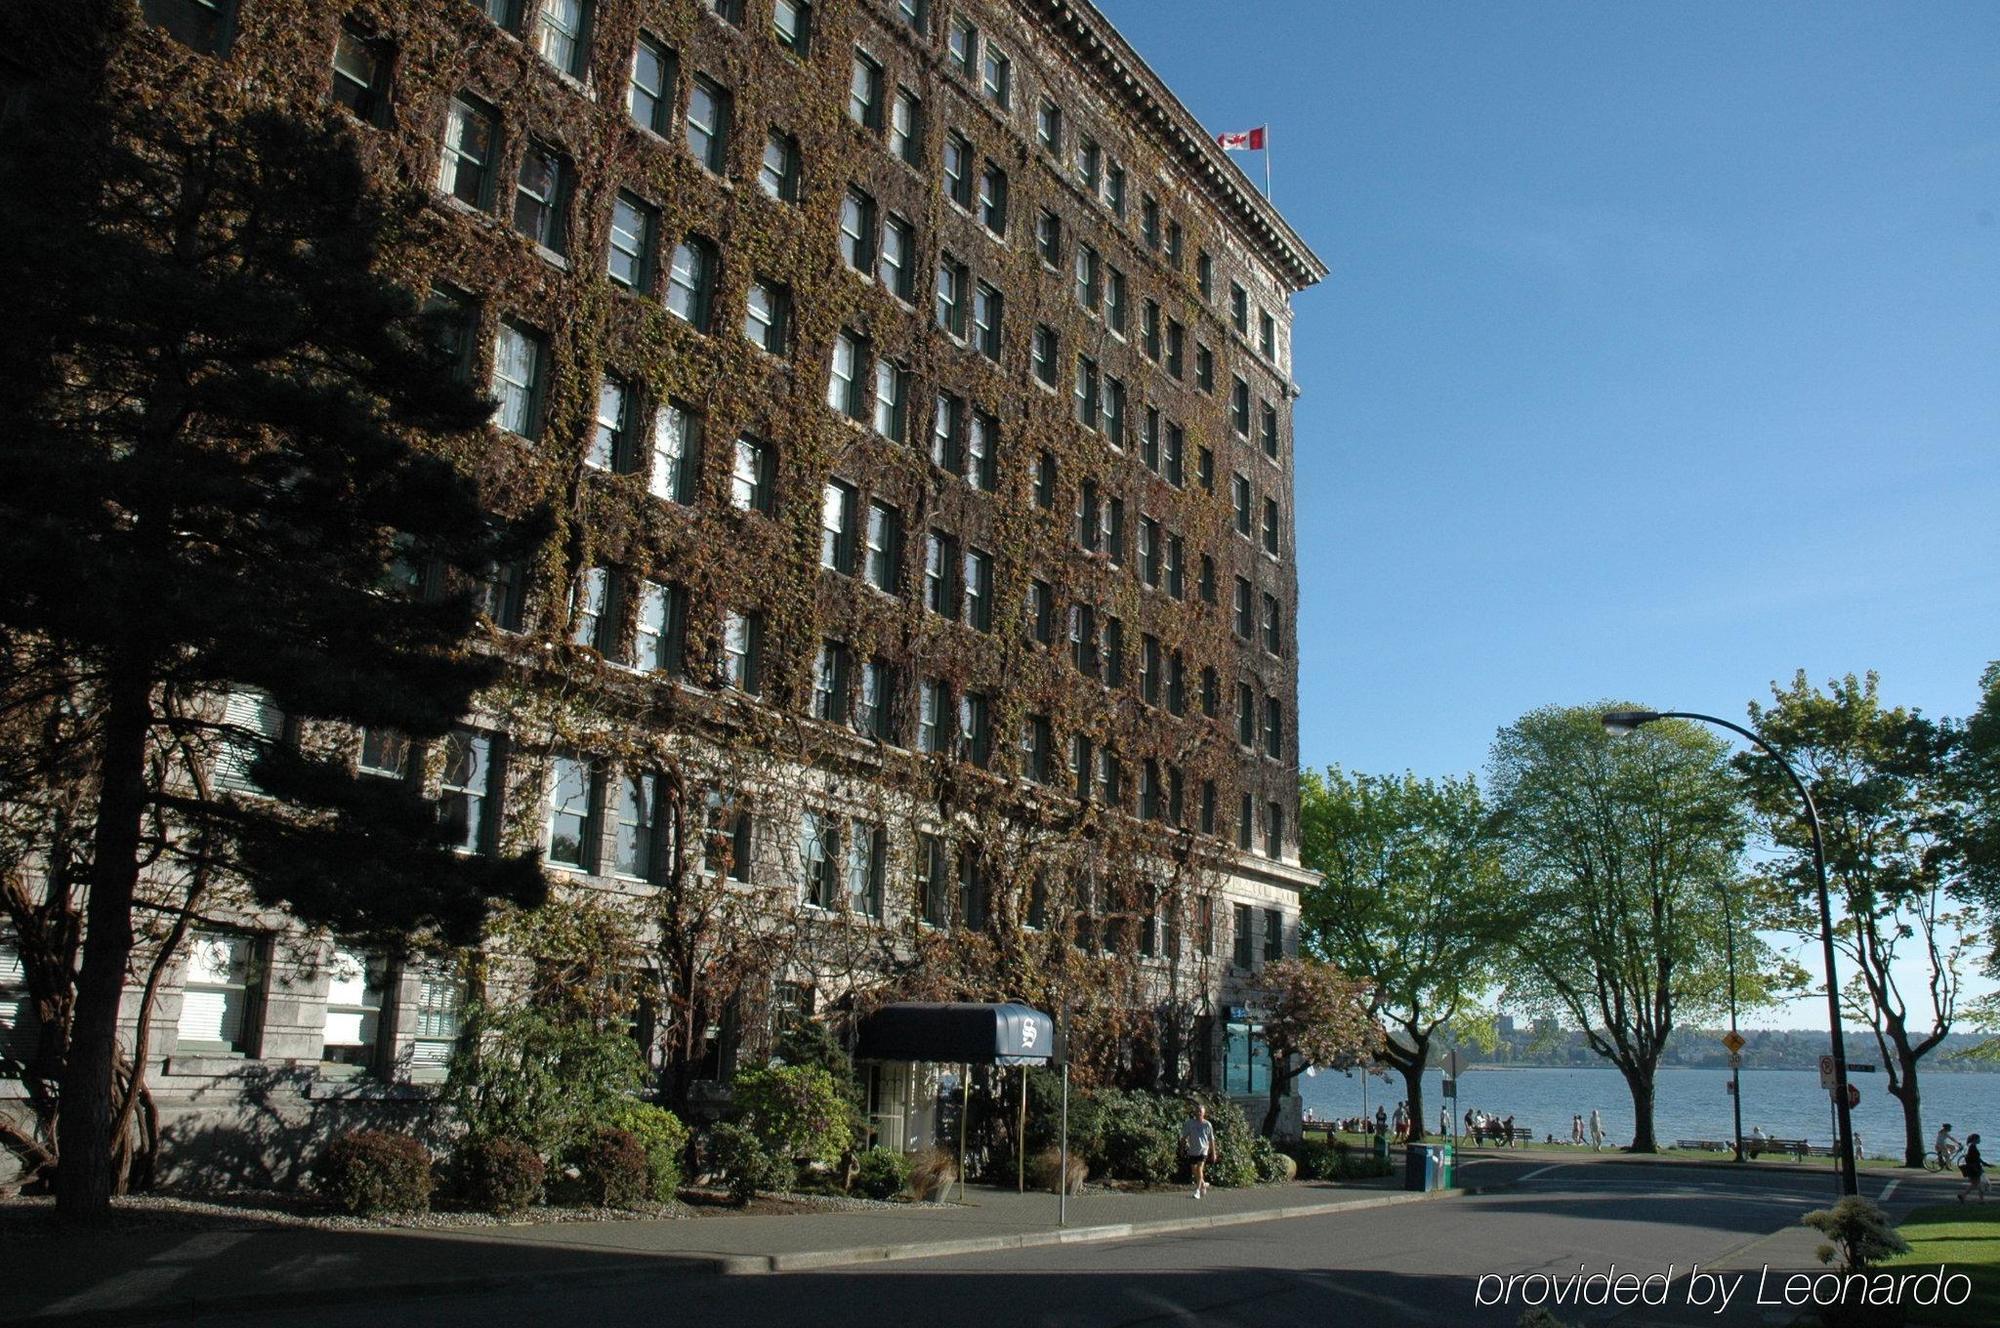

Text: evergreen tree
xmin=0 ymin=24 xmax=546 ymax=1222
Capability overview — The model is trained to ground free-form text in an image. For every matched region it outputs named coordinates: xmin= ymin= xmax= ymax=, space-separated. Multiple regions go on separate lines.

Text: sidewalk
xmin=4 ymin=1178 xmax=1445 ymax=1325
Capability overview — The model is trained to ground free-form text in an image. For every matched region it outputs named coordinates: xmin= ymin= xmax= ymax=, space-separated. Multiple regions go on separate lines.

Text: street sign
xmin=1848 ymin=1063 xmax=1876 ymax=1074
xmin=1845 ymin=1084 xmax=1861 ymax=1109
xmin=1818 ymin=1054 xmax=1836 ymax=1090
xmin=1442 ymin=1076 xmax=1457 ymax=1098
xmin=1725 ymin=1080 xmax=1735 ymax=1096
xmin=1721 ymin=1030 xmax=1746 ymax=1055
xmin=1728 ymin=1051 xmax=1742 ymax=1069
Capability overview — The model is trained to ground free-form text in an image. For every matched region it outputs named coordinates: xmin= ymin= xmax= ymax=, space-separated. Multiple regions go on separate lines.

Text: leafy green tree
xmin=1742 ymin=671 xmax=1969 ymax=1167
xmin=0 ymin=33 xmax=544 ymax=1221
xmin=1247 ymin=957 xmax=1382 ymax=1138
xmin=1299 ymin=766 xmax=1515 ymax=1142
xmin=1490 ymin=705 xmax=1746 ymax=1151
xmin=1942 ymin=662 xmax=2000 ymax=954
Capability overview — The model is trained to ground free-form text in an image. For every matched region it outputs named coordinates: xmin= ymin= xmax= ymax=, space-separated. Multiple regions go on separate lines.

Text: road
xmin=139 ymin=1160 xmax=1955 ymax=1328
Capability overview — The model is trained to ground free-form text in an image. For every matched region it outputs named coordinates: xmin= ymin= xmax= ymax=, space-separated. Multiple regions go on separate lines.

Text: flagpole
xmin=1263 ymin=125 xmax=1272 ymax=201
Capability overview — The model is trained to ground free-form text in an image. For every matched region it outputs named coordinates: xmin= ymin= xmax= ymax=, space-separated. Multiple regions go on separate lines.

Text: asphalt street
xmin=134 ymin=1159 xmax=1956 ymax=1328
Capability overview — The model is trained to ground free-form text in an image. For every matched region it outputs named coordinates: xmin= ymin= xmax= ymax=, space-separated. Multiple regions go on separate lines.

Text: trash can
xmin=1404 ymin=1143 xmax=1442 ymax=1191
xmin=1374 ymin=1131 xmax=1391 ymax=1167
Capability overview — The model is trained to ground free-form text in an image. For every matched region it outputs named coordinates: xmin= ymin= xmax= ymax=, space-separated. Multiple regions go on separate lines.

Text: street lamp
xmin=1716 ymin=877 xmax=1745 ymax=1164
xmin=1601 ymin=709 xmax=1859 ymax=1197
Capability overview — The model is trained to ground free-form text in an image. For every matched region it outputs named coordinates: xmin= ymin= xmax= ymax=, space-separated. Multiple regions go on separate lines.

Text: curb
xmin=17 ymin=1186 xmax=1462 ymax=1326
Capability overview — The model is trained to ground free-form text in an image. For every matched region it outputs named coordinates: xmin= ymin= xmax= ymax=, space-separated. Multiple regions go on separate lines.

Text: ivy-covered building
xmin=2 ymin=0 xmax=1327 ymax=1180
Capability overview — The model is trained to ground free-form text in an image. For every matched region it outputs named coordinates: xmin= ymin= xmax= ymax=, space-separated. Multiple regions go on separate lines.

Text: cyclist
xmin=1936 ymin=1123 xmax=1961 ymax=1171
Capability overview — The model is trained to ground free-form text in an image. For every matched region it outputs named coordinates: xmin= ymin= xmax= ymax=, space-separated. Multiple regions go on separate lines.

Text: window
xmin=864 ymin=502 xmax=901 ymax=592
xmin=879 ymin=214 xmax=914 ymax=298
xmin=1138 ymin=517 xmax=1160 ymax=587
xmin=1200 ymin=555 xmax=1217 ymax=605
xmin=1033 ymin=450 xmax=1056 ymax=507
xmin=1072 ymin=356 xmax=1098 ymax=430
xmin=613 ymin=771 xmax=664 ymax=880
xmin=744 ymin=276 xmax=790 ymax=354
xmin=1234 ymin=577 xmax=1253 ymax=638
xmin=1165 ymin=422 xmax=1185 ymax=487
xmin=1139 ymin=633 xmax=1160 ymax=704
xmin=1263 ymin=498 xmax=1281 ymax=555
xmin=1101 ymin=615 xmax=1124 ymax=687
xmin=649 ymin=398 xmax=700 ymax=503
xmin=898 ymin=0 xmax=927 ymax=33
xmin=440 ymin=729 xmax=499 ymax=853
xmin=708 ymin=0 xmax=744 ymax=24
xmin=686 ymin=76 xmax=730 ymax=172
xmin=491 ymin=322 xmax=544 ymax=439
xmin=1196 ymin=344 xmax=1215 ymax=392
xmin=1069 ymin=603 xmax=1097 ymax=678
xmin=856 ymin=657 xmax=896 ymax=740
xmin=948 ymin=17 xmax=976 ymax=76
xmin=607 ymin=192 xmax=655 ymax=289
xmin=1167 ymin=651 xmax=1187 ymax=715
xmin=512 ymin=142 xmax=569 ymax=256
xmin=547 ymin=755 xmax=600 ymax=871
xmin=1036 ymin=209 xmax=1061 ymax=267
xmin=918 ymin=678 xmax=946 ymax=753
xmin=1234 ymin=903 xmax=1254 ymax=968
xmin=705 ymin=790 xmax=754 ymax=881
xmin=1263 ymin=593 xmax=1282 ymax=655
xmin=1266 ymin=800 xmax=1284 ymax=858
xmin=321 ymin=946 xmax=386 ymax=1066
xmin=1074 ymin=136 xmax=1100 ymax=192
xmin=666 ymin=237 xmax=716 ymax=329
xmin=1140 ymin=759 xmax=1161 ymax=819
xmin=812 ymin=641 xmax=850 ymax=722
xmin=1260 ymin=311 xmax=1277 ymax=359
xmin=1237 ymin=681 xmax=1256 ymax=747
xmin=1037 ymin=98 xmax=1062 ymax=152
xmin=1263 ymin=697 xmax=1283 ymax=758
xmin=917 ymin=832 xmax=949 ymax=925
xmin=357 ymin=727 xmax=409 ymax=780
xmin=1141 ymin=300 xmax=1160 ymax=361
xmin=972 ymin=282 xmax=1003 ymax=360
xmin=1197 ymin=249 xmax=1213 ymax=298
xmin=981 ymin=44 xmax=1011 ymax=107
xmin=962 ymin=548 xmax=992 ymax=631
xmin=1069 ymin=732 xmax=1093 ymax=801
xmin=1106 ymin=267 xmax=1127 ymax=334
xmin=720 ymin=610 xmax=763 ymax=692
xmin=177 ymin=931 xmax=260 ymax=1053
xmin=1141 ymin=408 xmax=1160 ymax=472
xmin=1199 ymin=445 xmax=1215 ymax=493
xmin=424 ymin=285 xmax=477 ymax=384
xmin=731 ymin=435 xmax=773 ymax=513
xmin=537 ymin=0 xmax=591 ymax=77
xmin=828 ymin=329 xmax=867 ymax=420
xmin=331 ymin=25 xmax=392 ymax=125
xmin=1077 ymin=478 xmax=1099 ymax=551
xmin=758 ymin=130 xmax=799 ymax=200
xmin=1027 ymin=578 xmax=1053 ymax=644
xmin=774 ymin=0 xmax=811 ymax=56
xmin=1264 ymin=908 xmax=1284 ymax=962
xmin=1230 ymin=281 xmax=1248 ymax=335
xmin=1095 ymin=745 xmax=1121 ymax=807
xmin=144 ymin=0 xmax=241 ymax=54
xmin=930 ymin=392 xmax=963 ymax=473
xmin=1166 ymin=534 xmax=1185 ymax=598
xmin=923 ymin=529 xmax=957 ymax=616
xmin=588 ymin=375 xmax=629 ymax=472
xmin=1167 ymin=220 xmax=1184 ymax=267
xmin=890 ymin=88 xmax=922 ymax=164
xmin=942 ymin=133 xmax=972 ymax=208
xmin=821 ymin=480 xmax=857 ymax=573
xmin=1201 ymin=666 xmax=1219 ymax=719
xmin=1201 ymin=779 xmax=1217 ymax=835
xmin=846 ymin=822 xmax=885 ymax=917
xmin=1233 ymin=474 xmax=1252 ymax=536
xmin=1231 ymin=376 xmax=1251 ymax=436
xmin=873 ymin=358 xmax=908 ymax=440
xmin=1074 ymin=244 xmax=1100 ymax=311
xmin=1032 ymin=325 xmax=1058 ymax=386
xmin=800 ymin=811 xmax=838 ymax=909
xmin=1261 ymin=400 xmax=1279 ymax=459
xmin=840 ymin=188 xmax=876 ymax=271
xmin=438 ymin=94 xmax=498 ymax=207
xmin=635 ymin=581 xmax=685 ymax=673
xmin=1166 ymin=320 xmax=1184 ymax=378
xmin=978 ymin=163 xmax=1007 ymax=235
xmin=934 ymin=256 xmax=966 ymax=337
xmin=958 ymin=692 xmax=990 ymax=767
xmin=848 ymin=50 xmax=882 ymax=129
xmin=1238 ymin=792 xmax=1254 ymax=851
xmin=1022 ymin=715 xmax=1051 ymax=783
xmin=628 ymin=35 xmax=675 ymax=134
xmin=571 ymin=566 xmax=618 ymax=655
xmin=1102 ymin=377 xmax=1125 ymax=446
xmin=1105 ymin=162 xmax=1125 ymax=217
xmin=967 ymin=408 xmax=997 ymax=489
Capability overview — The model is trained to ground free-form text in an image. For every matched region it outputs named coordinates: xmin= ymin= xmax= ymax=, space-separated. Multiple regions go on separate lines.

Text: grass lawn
xmin=1885 ymin=1201 xmax=2000 ymax=1327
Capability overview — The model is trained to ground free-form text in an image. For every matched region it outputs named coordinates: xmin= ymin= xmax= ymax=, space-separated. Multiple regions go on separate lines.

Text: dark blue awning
xmin=854 ymin=1002 xmax=1056 ymax=1066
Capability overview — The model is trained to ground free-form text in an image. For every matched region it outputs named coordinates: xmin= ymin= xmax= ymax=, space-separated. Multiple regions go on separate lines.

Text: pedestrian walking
xmin=1589 ymin=1108 xmax=1605 ymax=1152
xmin=1180 ymin=1103 xmax=1217 ymax=1199
xmin=1959 ymin=1133 xmax=1987 ymax=1203
xmin=1571 ymin=1113 xmax=1584 ymax=1146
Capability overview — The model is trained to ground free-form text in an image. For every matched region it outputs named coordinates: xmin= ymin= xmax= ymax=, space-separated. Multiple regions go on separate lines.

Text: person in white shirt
xmin=1589 ymin=1109 xmax=1605 ymax=1152
xmin=1180 ymin=1104 xmax=1217 ymax=1199
xmin=1937 ymin=1123 xmax=1961 ymax=1169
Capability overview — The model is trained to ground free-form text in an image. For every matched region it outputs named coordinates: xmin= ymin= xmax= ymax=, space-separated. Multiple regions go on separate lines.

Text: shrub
xmin=1801 ymin=1196 xmax=1909 ymax=1275
xmin=731 ymin=1064 xmax=854 ymax=1165
xmin=598 ymin=1099 xmax=689 ymax=1200
xmin=1093 ymin=1089 xmax=1178 ymax=1184
xmin=574 ymin=1128 xmax=649 ymax=1209
xmin=709 ymin=1121 xmax=791 ymax=1204
xmin=1199 ymin=1097 xmax=1266 ymax=1188
xmin=314 ymin=1130 xmax=433 ymax=1216
xmin=444 ymin=1004 xmax=647 ymax=1160
xmin=853 ymin=1147 xmax=914 ymax=1200
xmin=458 ymin=1135 xmax=545 ymax=1215
xmin=907 ymin=1146 xmax=959 ymax=1201
xmin=1030 ymin=1146 xmax=1087 ymax=1196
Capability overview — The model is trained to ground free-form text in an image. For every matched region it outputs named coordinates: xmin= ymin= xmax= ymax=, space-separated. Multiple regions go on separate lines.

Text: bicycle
xmin=1926 ymin=1146 xmax=1961 ymax=1173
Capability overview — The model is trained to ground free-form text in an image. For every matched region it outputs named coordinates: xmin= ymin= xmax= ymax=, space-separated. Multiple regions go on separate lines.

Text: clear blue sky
xmin=1098 ymin=0 xmax=1999 ymax=781
xmin=1097 ymin=1 xmax=2000 ymax=1028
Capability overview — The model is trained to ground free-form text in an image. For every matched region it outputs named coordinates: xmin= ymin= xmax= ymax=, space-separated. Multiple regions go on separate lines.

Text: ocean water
xmin=1298 ymin=1065 xmax=2000 ymax=1158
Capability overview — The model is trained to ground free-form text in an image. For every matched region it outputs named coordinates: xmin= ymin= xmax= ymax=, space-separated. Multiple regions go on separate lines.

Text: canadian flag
xmin=1216 ymin=127 xmax=1266 ymax=152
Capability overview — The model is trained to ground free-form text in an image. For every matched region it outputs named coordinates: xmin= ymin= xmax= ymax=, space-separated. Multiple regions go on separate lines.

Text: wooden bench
xmin=1675 ymin=1138 xmax=1731 ymax=1153
xmin=1752 ymin=1138 xmax=1810 ymax=1160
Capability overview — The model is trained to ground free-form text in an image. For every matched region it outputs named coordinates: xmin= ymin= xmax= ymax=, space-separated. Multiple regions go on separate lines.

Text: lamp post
xmin=1717 ymin=878 xmax=1745 ymax=1164
xmin=1602 ymin=709 xmax=1858 ymax=1196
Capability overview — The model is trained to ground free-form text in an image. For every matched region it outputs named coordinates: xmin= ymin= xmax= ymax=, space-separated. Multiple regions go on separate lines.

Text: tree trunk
xmin=1890 ymin=1042 xmax=1924 ymax=1169
xmin=1262 ymin=1062 xmax=1295 ymax=1139
xmin=1396 ymin=1057 xmax=1427 ymax=1143
xmin=1618 ymin=1060 xmax=1659 ymax=1152
xmin=56 ymin=660 xmax=151 ymax=1225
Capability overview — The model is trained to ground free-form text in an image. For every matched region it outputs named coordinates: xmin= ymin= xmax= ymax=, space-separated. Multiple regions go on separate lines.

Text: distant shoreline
xmin=1456 ymin=1062 xmax=1999 ymax=1074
